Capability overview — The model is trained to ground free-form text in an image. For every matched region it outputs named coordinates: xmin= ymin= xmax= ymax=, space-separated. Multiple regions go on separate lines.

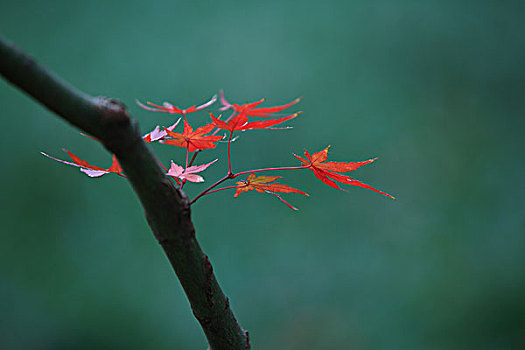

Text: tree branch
xmin=0 ymin=36 xmax=250 ymax=350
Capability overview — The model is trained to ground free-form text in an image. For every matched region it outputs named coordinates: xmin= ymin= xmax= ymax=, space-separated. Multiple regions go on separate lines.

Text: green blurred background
xmin=1 ymin=0 xmax=524 ymax=349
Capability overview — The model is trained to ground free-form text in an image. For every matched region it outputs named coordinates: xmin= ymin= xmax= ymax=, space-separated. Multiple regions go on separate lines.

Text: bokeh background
xmin=1 ymin=1 xmax=524 ymax=349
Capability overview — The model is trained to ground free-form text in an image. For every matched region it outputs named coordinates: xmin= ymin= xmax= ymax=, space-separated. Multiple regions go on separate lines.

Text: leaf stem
xmin=190 ymin=173 xmax=234 ymax=205
xmin=187 ymin=151 xmax=198 ymax=168
xmin=151 ymin=152 xmax=169 ymax=172
xmin=185 ymin=146 xmax=190 ymax=169
xmin=179 ymin=145 xmax=191 ymax=190
xmin=227 ymin=131 xmax=233 ymax=175
xmin=150 ymin=144 xmax=184 ymax=185
xmin=204 ymin=185 xmax=239 ymax=195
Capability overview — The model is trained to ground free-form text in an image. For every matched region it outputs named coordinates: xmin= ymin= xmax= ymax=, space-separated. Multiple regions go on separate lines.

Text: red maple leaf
xmin=234 ymin=173 xmax=309 ymax=210
xmin=162 ymin=121 xmax=223 ymax=152
xmin=42 ymin=150 xmax=124 ymax=177
xmin=219 ymin=90 xmax=300 ymax=118
xmin=137 ymin=94 xmax=216 ymax=115
xmin=210 ymin=112 xmax=299 ymax=132
xmin=294 ymin=146 xmax=395 ymax=199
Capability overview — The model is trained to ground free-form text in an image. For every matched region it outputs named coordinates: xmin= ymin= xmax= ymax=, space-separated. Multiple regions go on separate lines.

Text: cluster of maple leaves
xmin=43 ymin=91 xmax=394 ymax=210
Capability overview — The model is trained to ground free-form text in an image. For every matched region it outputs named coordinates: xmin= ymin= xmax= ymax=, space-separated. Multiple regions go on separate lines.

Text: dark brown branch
xmin=0 ymin=36 xmax=249 ymax=350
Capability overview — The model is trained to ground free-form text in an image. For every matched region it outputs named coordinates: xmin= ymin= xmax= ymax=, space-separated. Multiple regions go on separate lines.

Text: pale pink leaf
xmin=143 ymin=119 xmax=181 ymax=142
xmin=180 ymin=174 xmax=204 ymax=183
xmin=186 ymin=159 xmax=218 ymax=174
xmin=166 ymin=161 xmax=185 ymax=177
xmin=80 ymin=169 xmax=109 ymax=177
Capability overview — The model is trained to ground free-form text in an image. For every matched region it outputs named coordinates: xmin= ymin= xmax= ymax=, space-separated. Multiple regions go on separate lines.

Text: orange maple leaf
xmin=42 ymin=150 xmax=124 ymax=177
xmin=234 ymin=173 xmax=308 ymax=210
xmin=294 ymin=146 xmax=395 ymax=199
xmin=162 ymin=121 xmax=223 ymax=152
